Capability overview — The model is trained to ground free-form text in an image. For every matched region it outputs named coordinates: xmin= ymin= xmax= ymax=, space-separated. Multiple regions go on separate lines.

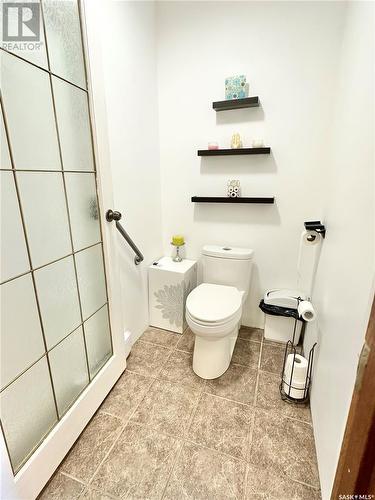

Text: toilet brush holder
xmin=279 ymin=316 xmax=317 ymax=405
xmin=171 ymin=242 xmax=185 ymax=262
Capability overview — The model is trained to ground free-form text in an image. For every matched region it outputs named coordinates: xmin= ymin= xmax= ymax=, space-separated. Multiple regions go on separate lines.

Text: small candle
xmin=172 ymin=235 xmax=185 ymax=246
xmin=208 ymin=142 xmax=219 ymax=150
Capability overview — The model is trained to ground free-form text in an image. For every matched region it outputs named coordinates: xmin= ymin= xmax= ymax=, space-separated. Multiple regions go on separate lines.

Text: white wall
xmin=156 ymin=1 xmax=346 ymax=327
xmin=306 ymin=3 xmax=375 ymax=498
xmin=99 ymin=0 xmax=163 ymax=340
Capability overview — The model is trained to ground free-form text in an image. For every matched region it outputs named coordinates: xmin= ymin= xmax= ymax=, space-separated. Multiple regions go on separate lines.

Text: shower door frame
xmin=0 ymin=2 xmax=127 ymax=498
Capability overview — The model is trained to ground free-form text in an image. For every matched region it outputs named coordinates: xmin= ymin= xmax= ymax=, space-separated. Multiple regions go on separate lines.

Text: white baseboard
xmin=123 ymin=330 xmax=134 ymax=358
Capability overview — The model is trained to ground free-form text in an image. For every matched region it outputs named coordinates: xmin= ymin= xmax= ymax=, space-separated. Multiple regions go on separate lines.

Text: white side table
xmin=148 ymin=257 xmax=197 ymax=334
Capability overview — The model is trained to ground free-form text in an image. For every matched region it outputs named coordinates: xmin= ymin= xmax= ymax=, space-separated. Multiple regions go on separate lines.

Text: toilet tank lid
xmin=202 ymin=245 xmax=254 ymax=260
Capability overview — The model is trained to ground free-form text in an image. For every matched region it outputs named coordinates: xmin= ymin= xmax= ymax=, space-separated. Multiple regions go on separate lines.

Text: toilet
xmin=186 ymin=245 xmax=254 ymax=379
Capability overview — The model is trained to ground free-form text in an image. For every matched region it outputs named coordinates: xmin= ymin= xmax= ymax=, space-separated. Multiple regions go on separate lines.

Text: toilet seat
xmin=186 ymin=283 xmax=242 ymax=324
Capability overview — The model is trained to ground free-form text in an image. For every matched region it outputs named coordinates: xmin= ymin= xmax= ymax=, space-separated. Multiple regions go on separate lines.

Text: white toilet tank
xmin=202 ymin=245 xmax=254 ymax=296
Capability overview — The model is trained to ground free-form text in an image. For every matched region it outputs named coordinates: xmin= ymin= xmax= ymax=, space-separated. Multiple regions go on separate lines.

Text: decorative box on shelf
xmin=148 ymin=257 xmax=197 ymax=334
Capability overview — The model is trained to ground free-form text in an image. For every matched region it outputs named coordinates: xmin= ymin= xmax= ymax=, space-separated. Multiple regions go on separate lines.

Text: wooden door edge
xmin=331 ymin=295 xmax=375 ymax=498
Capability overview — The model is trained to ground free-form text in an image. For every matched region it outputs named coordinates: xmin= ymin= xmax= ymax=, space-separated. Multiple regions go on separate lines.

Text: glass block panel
xmin=84 ymin=305 xmax=112 ymax=378
xmin=75 ymin=244 xmax=107 ymax=320
xmin=1 ymin=107 xmax=12 ymax=169
xmin=52 ymin=77 xmax=94 ymax=171
xmin=0 ymin=51 xmax=61 ymax=170
xmin=34 ymin=256 xmax=81 ymax=349
xmin=1 ymin=274 xmax=45 ymax=390
xmin=65 ymin=173 xmax=101 ymax=251
xmin=43 ymin=0 xmax=86 ymax=88
xmin=5 ymin=1 xmax=48 ymax=69
xmin=0 ymin=357 xmax=57 ymax=472
xmin=49 ymin=326 xmax=89 ymax=417
xmin=16 ymin=172 xmax=71 ymax=268
xmin=1 ymin=172 xmax=30 ymax=282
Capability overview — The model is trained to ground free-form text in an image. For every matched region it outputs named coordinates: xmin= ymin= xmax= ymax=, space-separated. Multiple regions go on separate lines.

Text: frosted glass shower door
xmin=0 ymin=2 xmax=126 ymax=498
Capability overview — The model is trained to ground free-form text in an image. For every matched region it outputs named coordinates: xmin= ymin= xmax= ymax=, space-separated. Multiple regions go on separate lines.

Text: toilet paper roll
xmin=298 ymin=300 xmax=316 ymax=322
xmin=230 ymin=192 xmax=238 ymax=198
xmin=283 ymin=379 xmax=307 ymax=399
xmin=297 ymin=230 xmax=323 ymax=296
xmin=301 ymin=229 xmax=321 ymax=246
xmin=233 ymin=186 xmax=239 ymax=193
xmin=284 ymin=353 xmax=308 ymax=384
xmin=283 ymin=354 xmax=308 ymax=398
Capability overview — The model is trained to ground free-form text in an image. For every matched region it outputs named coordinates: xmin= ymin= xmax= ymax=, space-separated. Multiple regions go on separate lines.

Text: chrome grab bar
xmin=106 ymin=209 xmax=144 ymax=266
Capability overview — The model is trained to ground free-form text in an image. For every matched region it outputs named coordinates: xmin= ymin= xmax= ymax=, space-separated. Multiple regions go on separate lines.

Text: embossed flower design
xmin=154 ymin=281 xmax=191 ymax=327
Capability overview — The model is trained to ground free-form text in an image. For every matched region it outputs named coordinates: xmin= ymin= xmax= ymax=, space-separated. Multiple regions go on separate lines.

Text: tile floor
xmin=39 ymin=326 xmax=321 ymax=500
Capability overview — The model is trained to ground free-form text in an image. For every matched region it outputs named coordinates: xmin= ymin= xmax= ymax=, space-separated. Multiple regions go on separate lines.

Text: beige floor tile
xmin=163 ymin=441 xmax=246 ymax=500
xmin=91 ymin=422 xmax=180 ymax=499
xmin=131 ymin=378 xmax=200 ymax=438
xmin=256 ymin=371 xmax=311 ymax=423
xmin=100 ymin=370 xmax=153 ymax=421
xmin=232 ymin=339 xmax=261 ymax=368
xmin=246 ymin=464 xmax=321 ymax=499
xmin=39 ymin=472 xmax=85 ymax=500
xmin=260 ymin=343 xmax=285 ymax=375
xmin=126 ymin=341 xmax=171 ymax=377
xmin=158 ymin=349 xmax=205 ymax=391
xmin=249 ymin=410 xmax=320 ymax=488
xmin=205 ymin=364 xmax=257 ymax=405
xmin=176 ymin=327 xmax=195 ymax=353
xmin=188 ymin=393 xmax=252 ymax=460
xmin=140 ymin=326 xmax=180 ymax=348
xmin=239 ymin=326 xmax=264 ymax=342
xmin=60 ymin=412 xmax=123 ymax=483
xmin=79 ymin=486 xmax=116 ymax=499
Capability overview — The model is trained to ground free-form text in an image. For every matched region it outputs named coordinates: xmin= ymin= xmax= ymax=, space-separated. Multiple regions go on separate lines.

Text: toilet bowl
xmin=186 ymin=245 xmax=254 ymax=379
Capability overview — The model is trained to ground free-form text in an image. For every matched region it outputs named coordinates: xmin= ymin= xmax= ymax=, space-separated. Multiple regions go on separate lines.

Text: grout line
xmin=201 ymin=390 xmax=253 ymax=409
xmin=174 ymin=347 xmax=193 ymax=354
xmin=59 ymin=470 xmax=86 ymax=486
xmin=182 ymin=435 xmax=248 ymax=464
xmin=96 ymin=409 xmax=122 ymax=420
xmin=243 ymin=463 xmax=250 ymax=500
xmin=287 ymin=476 xmax=321 ymax=491
xmin=124 ymin=368 xmax=158 ymax=380
xmin=135 ymin=339 xmax=178 ymax=350
xmin=253 ymin=340 xmax=264 ymax=407
xmin=182 ymin=389 xmax=205 ymax=440
xmin=135 ymin=339 xmax=173 ymax=352
xmin=160 ymin=441 xmax=185 ymax=500
xmin=238 ymin=336 xmax=263 ymax=344
xmin=253 ymin=404 xmax=313 ymax=426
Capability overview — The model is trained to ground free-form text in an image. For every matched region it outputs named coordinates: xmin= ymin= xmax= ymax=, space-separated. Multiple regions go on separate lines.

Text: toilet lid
xmin=186 ymin=283 xmax=242 ymax=323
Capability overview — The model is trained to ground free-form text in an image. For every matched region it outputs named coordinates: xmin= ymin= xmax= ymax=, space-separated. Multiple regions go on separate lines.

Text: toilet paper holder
xmin=304 ymin=220 xmax=326 ymax=239
xmin=279 ymin=304 xmax=317 ymax=404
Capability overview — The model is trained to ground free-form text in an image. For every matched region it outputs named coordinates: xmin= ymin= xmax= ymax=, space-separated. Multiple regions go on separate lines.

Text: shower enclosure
xmin=0 ymin=1 xmax=126 ymax=497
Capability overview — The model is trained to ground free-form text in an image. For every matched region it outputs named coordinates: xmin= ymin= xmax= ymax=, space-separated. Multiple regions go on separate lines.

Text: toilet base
xmin=192 ymin=324 xmax=239 ymax=379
